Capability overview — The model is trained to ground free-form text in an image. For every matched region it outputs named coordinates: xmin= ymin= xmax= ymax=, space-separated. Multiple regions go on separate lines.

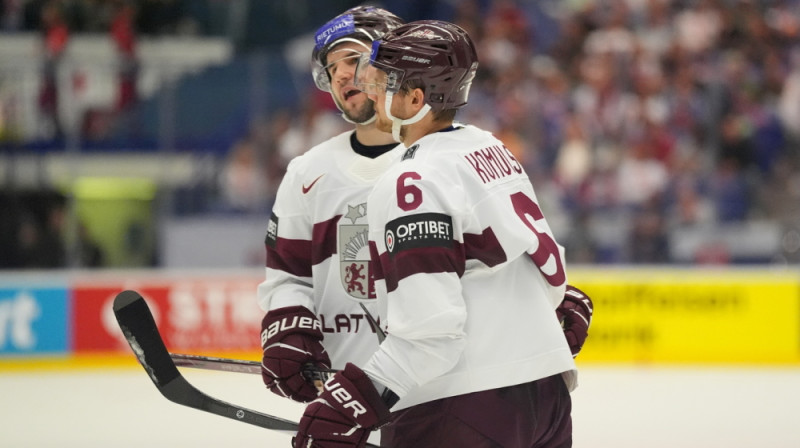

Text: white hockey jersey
xmin=363 ymin=124 xmax=576 ymax=411
xmin=257 ymin=131 xmax=405 ymax=368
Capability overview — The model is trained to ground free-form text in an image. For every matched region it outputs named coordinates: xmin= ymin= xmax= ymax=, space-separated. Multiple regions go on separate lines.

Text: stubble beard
xmin=337 ymin=95 xmax=376 ymax=124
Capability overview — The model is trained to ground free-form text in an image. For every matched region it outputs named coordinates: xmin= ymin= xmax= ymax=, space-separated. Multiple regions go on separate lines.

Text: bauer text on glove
xmin=293 ymin=363 xmax=391 ymax=448
xmin=261 ymin=306 xmax=331 ymax=402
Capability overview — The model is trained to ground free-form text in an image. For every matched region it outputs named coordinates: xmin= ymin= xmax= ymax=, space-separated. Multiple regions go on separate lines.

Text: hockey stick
xmin=113 ymin=289 xmax=299 ymax=432
xmin=359 ymin=303 xmax=386 ymax=343
xmin=169 ymin=352 xmax=336 ymax=385
xmin=170 ymin=352 xmax=260 ymax=374
xmin=168 ymin=309 xmax=385 ymax=375
xmin=114 ymin=289 xmax=382 ymax=448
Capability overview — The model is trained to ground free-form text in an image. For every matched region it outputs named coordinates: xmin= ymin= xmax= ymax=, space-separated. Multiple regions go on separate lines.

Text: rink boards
xmin=0 ymin=267 xmax=798 ymax=369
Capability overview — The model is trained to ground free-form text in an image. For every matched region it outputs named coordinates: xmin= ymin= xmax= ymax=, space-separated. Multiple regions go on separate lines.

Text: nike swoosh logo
xmin=302 ymin=174 xmax=325 ymax=194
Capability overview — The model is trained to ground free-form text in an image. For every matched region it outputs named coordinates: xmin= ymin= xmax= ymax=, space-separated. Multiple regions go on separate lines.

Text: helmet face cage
xmin=311 ymin=6 xmax=404 ymax=92
xmin=364 ymin=20 xmax=479 ymax=112
xmin=353 ymin=50 xmax=404 ymax=95
xmin=312 ymin=41 xmax=370 ymax=92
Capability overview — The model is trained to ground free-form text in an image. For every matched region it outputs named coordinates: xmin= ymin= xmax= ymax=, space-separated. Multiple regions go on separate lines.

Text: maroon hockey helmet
xmin=367 ymin=20 xmax=479 ymax=111
xmin=311 ymin=6 xmax=404 ymax=92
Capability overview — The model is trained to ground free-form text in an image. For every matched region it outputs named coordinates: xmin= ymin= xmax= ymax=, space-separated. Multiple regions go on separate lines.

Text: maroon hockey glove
xmin=557 ymin=285 xmax=593 ymax=357
xmin=293 ymin=363 xmax=391 ymax=448
xmin=261 ymin=306 xmax=331 ymax=403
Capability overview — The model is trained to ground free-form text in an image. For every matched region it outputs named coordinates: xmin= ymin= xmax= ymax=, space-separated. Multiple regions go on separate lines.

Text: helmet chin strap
xmin=341 ymin=112 xmax=376 ymax=125
xmin=385 ymin=92 xmax=431 ymax=142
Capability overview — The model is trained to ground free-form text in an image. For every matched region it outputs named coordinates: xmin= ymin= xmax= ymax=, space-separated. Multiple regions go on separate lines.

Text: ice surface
xmin=1 ymin=365 xmax=798 ymax=447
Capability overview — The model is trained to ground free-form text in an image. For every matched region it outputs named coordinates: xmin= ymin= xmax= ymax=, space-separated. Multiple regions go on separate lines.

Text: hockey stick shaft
xmin=113 ymin=290 xmax=299 ymax=434
xmin=170 ymin=353 xmax=336 ymax=382
xmin=170 ymin=352 xmax=260 ymax=374
xmin=359 ymin=302 xmax=386 ymax=343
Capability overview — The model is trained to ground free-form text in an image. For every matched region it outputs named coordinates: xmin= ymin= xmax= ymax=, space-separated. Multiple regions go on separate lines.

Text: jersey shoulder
xmin=396 ymin=125 xmax=518 ymax=182
xmin=285 ymin=130 xmax=354 ymax=173
xmin=401 ymin=125 xmax=498 ymax=162
xmin=381 ymin=126 xmax=529 ymax=218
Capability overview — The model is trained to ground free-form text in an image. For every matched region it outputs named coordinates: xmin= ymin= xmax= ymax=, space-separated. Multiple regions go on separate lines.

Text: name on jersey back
xmin=464 ymin=144 xmax=523 ymax=185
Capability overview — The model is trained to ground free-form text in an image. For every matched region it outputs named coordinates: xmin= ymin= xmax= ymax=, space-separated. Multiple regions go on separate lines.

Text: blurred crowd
xmin=264 ymin=0 xmax=800 ymax=264
xmin=2 ymin=0 xmax=800 ymax=267
xmin=456 ymin=0 xmax=800 ymax=264
xmin=0 ymin=0 xmax=215 ymax=35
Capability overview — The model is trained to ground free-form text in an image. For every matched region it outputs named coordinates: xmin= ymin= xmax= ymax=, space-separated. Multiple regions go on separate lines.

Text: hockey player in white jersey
xmin=293 ymin=20 xmax=583 ymax=448
xmin=257 ymin=6 xmax=406 ymax=403
xmin=260 ymin=5 xmax=591 ymax=423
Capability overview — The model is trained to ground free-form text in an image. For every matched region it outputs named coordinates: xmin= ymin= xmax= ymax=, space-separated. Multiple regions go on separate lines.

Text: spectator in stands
xmin=77 ymin=222 xmax=104 ymax=267
xmin=217 ymin=137 xmax=270 ymax=213
xmin=1 ymin=0 xmax=23 ymax=31
xmin=275 ymin=91 xmax=348 ymax=166
xmin=778 ymin=48 xmax=800 ymax=140
xmin=628 ymin=200 xmax=669 ymax=263
xmin=110 ymin=0 xmax=138 ymax=111
xmin=37 ymin=0 xmax=68 ymax=140
xmin=3 ymin=0 xmax=800 ymax=266
xmin=710 ymin=155 xmax=751 ymax=223
xmin=15 ymin=201 xmax=65 ymax=269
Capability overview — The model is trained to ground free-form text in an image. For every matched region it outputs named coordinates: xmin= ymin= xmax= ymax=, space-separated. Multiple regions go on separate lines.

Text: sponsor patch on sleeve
xmin=384 ymin=213 xmax=453 ymax=255
xmin=265 ymin=213 xmax=279 ymax=247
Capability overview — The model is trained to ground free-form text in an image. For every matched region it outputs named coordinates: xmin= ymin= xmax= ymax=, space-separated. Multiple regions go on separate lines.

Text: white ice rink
xmin=2 ymin=365 xmax=799 ymax=447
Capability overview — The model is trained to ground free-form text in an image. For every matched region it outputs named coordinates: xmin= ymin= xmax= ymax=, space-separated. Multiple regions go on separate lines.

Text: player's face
xmin=361 ymin=66 xmax=418 ymax=137
xmin=361 ymin=66 xmax=394 ymax=133
xmin=325 ymin=42 xmax=375 ymax=123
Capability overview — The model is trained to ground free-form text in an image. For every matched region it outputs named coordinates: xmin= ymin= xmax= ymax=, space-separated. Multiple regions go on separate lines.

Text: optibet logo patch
xmin=384 ymin=213 xmax=453 ymax=255
xmin=385 ymin=229 xmax=395 ymax=252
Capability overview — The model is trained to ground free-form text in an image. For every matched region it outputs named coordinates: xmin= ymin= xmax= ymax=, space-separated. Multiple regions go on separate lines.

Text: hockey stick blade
xmin=112 ymin=290 xmax=299 ymax=432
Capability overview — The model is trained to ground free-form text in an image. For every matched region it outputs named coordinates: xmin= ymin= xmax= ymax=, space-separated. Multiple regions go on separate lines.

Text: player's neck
xmin=354 ymin=122 xmax=396 ymax=146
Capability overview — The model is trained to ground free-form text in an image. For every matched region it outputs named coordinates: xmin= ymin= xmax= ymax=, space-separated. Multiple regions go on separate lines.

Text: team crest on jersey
xmin=339 ymin=203 xmax=374 ymax=300
xmin=385 ymin=213 xmax=453 ymax=256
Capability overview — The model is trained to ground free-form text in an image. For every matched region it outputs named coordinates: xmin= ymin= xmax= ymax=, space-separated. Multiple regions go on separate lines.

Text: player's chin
xmin=344 ymin=103 xmax=376 ymax=124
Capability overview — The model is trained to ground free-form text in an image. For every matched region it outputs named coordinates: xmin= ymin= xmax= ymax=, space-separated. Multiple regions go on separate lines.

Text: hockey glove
xmin=557 ymin=285 xmax=594 ymax=357
xmin=261 ymin=306 xmax=331 ymax=403
xmin=294 ymin=363 xmax=391 ymax=448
